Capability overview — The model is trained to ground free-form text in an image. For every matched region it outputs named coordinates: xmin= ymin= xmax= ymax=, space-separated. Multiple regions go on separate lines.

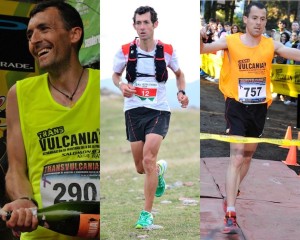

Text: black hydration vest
xmin=123 ymin=39 xmax=171 ymax=83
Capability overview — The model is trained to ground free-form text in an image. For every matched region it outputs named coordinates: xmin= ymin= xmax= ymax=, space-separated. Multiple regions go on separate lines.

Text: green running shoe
xmin=155 ymin=160 xmax=167 ymax=197
xmin=135 ymin=210 xmax=153 ymax=229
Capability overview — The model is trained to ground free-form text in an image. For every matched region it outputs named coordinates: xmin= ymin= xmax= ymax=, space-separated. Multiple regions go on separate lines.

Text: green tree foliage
xmin=200 ymin=0 xmax=300 ymax=33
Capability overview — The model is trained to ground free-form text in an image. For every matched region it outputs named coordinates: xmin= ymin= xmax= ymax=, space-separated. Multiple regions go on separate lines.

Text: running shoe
xmin=223 ymin=189 xmax=241 ymax=213
xmin=135 ymin=210 xmax=153 ymax=229
xmin=155 ymin=160 xmax=167 ymax=197
xmin=223 ymin=211 xmax=238 ymax=234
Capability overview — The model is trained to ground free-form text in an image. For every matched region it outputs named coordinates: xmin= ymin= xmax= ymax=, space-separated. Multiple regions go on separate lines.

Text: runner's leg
xmin=142 ymin=133 xmax=163 ymax=212
xmin=226 ymin=142 xmax=257 ymax=207
xmin=226 ymin=143 xmax=245 ymax=208
xmin=131 ymin=141 xmax=145 ymax=174
xmin=239 ymin=143 xmax=258 ymax=187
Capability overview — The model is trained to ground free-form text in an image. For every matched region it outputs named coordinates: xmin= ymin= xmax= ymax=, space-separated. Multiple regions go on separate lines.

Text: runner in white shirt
xmin=112 ymin=5 xmax=189 ymax=229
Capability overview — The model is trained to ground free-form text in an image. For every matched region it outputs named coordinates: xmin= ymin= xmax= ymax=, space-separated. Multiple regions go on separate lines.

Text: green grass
xmin=100 ymin=94 xmax=200 ymax=239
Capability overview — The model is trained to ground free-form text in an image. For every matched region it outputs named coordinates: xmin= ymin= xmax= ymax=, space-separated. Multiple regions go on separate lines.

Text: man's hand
xmin=119 ymin=83 xmax=136 ymax=98
xmin=1 ymin=198 xmax=39 ymax=236
xmin=177 ymin=92 xmax=189 ymax=108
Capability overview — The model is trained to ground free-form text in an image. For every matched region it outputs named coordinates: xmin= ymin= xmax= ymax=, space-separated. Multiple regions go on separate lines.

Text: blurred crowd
xmin=200 ymin=17 xmax=300 ymax=106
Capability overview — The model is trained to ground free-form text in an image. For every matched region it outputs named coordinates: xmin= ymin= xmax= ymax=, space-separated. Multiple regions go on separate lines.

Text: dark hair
xmin=29 ymin=0 xmax=84 ymax=52
xmin=278 ymin=20 xmax=287 ymax=26
xmin=280 ymin=32 xmax=290 ymax=43
xmin=209 ymin=18 xmax=216 ymax=23
xmin=244 ymin=2 xmax=266 ymax=17
xmin=133 ymin=6 xmax=158 ymax=24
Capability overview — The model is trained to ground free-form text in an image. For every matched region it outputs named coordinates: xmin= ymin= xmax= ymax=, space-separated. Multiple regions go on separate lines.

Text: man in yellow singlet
xmin=1 ymin=1 xmax=100 ymax=239
xmin=201 ymin=1 xmax=300 ymax=234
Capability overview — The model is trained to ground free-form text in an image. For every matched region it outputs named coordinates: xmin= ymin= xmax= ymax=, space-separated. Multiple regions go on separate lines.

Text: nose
xmin=28 ymin=29 xmax=42 ymax=44
xmin=139 ymin=22 xmax=146 ymax=29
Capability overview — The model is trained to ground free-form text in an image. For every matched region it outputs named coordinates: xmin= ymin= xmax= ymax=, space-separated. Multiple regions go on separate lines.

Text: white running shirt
xmin=113 ymin=39 xmax=180 ymax=112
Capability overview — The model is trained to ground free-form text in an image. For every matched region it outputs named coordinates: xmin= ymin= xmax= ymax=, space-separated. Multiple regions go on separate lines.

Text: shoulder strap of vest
xmin=121 ymin=43 xmax=131 ymax=56
xmin=121 ymin=39 xmax=137 ymax=56
xmin=155 ymin=40 xmax=171 ymax=83
xmin=123 ymin=39 xmax=137 ymax=82
xmin=157 ymin=40 xmax=173 ymax=55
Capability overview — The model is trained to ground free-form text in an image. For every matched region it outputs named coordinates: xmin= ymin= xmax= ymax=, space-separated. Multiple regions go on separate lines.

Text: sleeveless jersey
xmin=219 ymin=33 xmax=274 ymax=106
xmin=17 ymin=68 xmax=100 ymax=240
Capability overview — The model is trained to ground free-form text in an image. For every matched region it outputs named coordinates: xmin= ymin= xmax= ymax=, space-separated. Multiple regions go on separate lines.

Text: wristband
xmin=19 ymin=197 xmax=38 ymax=207
xmin=177 ymin=90 xmax=186 ymax=95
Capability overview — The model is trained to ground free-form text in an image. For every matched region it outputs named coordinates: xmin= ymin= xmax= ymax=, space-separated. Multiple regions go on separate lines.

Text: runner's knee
xmin=142 ymin=156 xmax=157 ymax=173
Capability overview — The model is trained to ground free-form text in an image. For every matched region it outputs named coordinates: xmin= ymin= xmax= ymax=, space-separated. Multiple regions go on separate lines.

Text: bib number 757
xmin=238 ymin=78 xmax=266 ymax=104
xmin=243 ymin=86 xmax=262 ymax=97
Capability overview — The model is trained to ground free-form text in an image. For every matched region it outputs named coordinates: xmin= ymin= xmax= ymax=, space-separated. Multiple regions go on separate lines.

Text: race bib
xmin=40 ymin=161 xmax=100 ymax=206
xmin=238 ymin=78 xmax=266 ymax=104
xmin=133 ymin=81 xmax=158 ymax=103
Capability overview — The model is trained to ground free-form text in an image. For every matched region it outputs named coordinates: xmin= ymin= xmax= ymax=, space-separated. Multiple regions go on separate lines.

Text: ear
xmin=243 ymin=16 xmax=247 ymax=25
xmin=154 ymin=21 xmax=158 ymax=29
xmin=70 ymin=27 xmax=83 ymax=45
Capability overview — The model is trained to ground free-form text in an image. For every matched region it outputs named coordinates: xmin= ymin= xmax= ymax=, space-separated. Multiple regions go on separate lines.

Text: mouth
xmin=37 ymin=47 xmax=52 ymax=58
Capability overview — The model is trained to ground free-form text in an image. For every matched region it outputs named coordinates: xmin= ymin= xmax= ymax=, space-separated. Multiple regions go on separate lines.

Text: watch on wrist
xmin=177 ymin=90 xmax=186 ymax=95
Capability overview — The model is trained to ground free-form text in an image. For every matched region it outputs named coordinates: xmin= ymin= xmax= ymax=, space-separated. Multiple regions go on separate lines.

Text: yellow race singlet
xmin=17 ymin=68 xmax=100 ymax=240
xmin=219 ymin=33 xmax=274 ymax=106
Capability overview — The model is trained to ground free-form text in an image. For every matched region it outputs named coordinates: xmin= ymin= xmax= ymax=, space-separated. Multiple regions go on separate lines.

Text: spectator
xmin=291 ymin=21 xmax=300 ymax=35
xmin=231 ymin=24 xmax=241 ymax=34
xmin=275 ymin=32 xmax=290 ymax=64
xmin=224 ymin=21 xmax=232 ymax=35
xmin=278 ymin=20 xmax=291 ymax=35
xmin=295 ymin=32 xmax=300 ymax=64
xmin=217 ymin=22 xmax=227 ymax=39
xmin=286 ymin=31 xmax=299 ymax=64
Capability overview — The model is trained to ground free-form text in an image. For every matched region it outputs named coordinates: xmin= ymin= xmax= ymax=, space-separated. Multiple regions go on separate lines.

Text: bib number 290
xmin=53 ymin=182 xmax=97 ymax=203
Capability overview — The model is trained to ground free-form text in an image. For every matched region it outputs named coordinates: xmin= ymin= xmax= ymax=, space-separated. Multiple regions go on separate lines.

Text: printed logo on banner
xmin=0 ymin=15 xmax=35 ymax=72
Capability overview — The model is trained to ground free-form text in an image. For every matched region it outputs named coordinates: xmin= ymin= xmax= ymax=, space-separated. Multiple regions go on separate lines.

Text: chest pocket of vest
xmin=155 ymin=44 xmax=168 ymax=82
xmin=125 ymin=45 xmax=137 ymax=82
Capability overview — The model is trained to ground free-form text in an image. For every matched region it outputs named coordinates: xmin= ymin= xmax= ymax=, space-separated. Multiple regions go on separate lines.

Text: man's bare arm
xmin=200 ymin=28 xmax=228 ymax=54
xmin=5 ymin=85 xmax=33 ymax=201
xmin=174 ymin=68 xmax=189 ymax=108
xmin=112 ymin=71 xmax=136 ymax=98
xmin=274 ymin=40 xmax=300 ymax=62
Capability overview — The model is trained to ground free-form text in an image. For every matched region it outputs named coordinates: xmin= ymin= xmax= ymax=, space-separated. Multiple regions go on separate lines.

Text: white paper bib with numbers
xmin=238 ymin=78 xmax=267 ymax=104
xmin=40 ymin=161 xmax=100 ymax=206
xmin=133 ymin=81 xmax=158 ymax=103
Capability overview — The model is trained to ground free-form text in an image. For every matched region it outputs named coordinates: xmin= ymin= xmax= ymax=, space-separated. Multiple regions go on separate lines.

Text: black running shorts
xmin=125 ymin=107 xmax=171 ymax=142
xmin=225 ymin=98 xmax=267 ymax=137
